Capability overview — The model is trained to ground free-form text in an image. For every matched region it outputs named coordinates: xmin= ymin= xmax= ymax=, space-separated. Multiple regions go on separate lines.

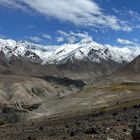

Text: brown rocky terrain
xmin=0 ymin=53 xmax=140 ymax=140
xmin=0 ymin=105 xmax=140 ymax=140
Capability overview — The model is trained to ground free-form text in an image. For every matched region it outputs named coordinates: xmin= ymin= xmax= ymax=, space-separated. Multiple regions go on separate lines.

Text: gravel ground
xmin=0 ymin=104 xmax=140 ymax=140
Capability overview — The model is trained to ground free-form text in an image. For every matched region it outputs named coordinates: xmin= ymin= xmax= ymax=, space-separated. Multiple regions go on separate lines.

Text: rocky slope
xmin=0 ymin=73 xmax=86 ymax=123
xmin=0 ymin=105 xmax=139 ymax=140
xmin=119 ymin=55 xmax=140 ymax=74
xmin=0 ymin=38 xmax=140 ymax=139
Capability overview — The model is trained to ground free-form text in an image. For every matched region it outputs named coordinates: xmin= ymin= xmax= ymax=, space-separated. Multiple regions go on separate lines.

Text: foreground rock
xmin=132 ymin=122 xmax=140 ymax=140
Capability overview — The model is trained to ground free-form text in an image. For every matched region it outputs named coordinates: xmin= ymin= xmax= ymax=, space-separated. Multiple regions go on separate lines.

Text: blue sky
xmin=0 ymin=0 xmax=140 ymax=46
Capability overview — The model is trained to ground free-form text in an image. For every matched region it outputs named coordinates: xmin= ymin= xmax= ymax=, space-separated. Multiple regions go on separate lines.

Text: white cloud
xmin=0 ymin=0 xmax=132 ymax=31
xmin=57 ymin=30 xmax=69 ymax=37
xmin=26 ymin=33 xmax=52 ymax=43
xmin=117 ymin=38 xmax=137 ymax=45
xmin=28 ymin=36 xmax=43 ymax=43
xmin=67 ymin=36 xmax=77 ymax=44
xmin=112 ymin=9 xmax=140 ymax=31
xmin=57 ymin=30 xmax=93 ymax=43
xmin=56 ymin=37 xmax=64 ymax=42
xmin=57 ymin=30 xmax=78 ymax=43
xmin=70 ymin=31 xmax=91 ymax=39
xmin=112 ymin=8 xmax=119 ymax=14
xmin=0 ymin=0 xmax=29 ymax=11
xmin=42 ymin=34 xmax=52 ymax=40
xmin=26 ymin=31 xmax=92 ymax=44
xmin=128 ymin=10 xmax=140 ymax=21
xmin=122 ymin=26 xmax=132 ymax=32
xmin=28 ymin=25 xmax=37 ymax=29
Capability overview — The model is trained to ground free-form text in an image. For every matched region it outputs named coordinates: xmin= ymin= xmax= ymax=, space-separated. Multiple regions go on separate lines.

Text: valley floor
xmin=0 ymin=105 xmax=139 ymax=140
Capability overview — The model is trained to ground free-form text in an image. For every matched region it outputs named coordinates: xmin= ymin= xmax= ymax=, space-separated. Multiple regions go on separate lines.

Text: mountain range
xmin=1 ymin=38 xmax=140 ymax=64
xmin=0 ymin=38 xmax=140 ymax=139
xmin=0 ymin=38 xmax=140 ymax=80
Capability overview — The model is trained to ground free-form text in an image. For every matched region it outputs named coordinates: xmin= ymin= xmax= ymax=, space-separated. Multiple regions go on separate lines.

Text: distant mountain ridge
xmin=0 ymin=38 xmax=140 ymax=65
xmin=46 ymin=38 xmax=140 ymax=65
xmin=118 ymin=55 xmax=140 ymax=75
xmin=0 ymin=38 xmax=140 ymax=79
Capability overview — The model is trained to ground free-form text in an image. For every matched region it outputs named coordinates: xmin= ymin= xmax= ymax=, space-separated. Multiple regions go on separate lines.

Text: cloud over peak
xmin=117 ymin=38 xmax=137 ymax=46
xmin=56 ymin=30 xmax=93 ymax=44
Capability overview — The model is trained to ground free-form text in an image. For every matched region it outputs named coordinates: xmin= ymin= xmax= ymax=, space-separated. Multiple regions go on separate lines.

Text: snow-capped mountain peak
xmin=0 ymin=38 xmax=140 ymax=65
xmin=0 ymin=39 xmax=52 ymax=63
xmin=46 ymin=38 xmax=140 ymax=64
